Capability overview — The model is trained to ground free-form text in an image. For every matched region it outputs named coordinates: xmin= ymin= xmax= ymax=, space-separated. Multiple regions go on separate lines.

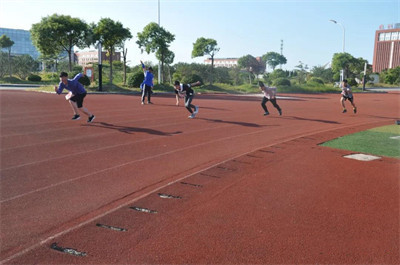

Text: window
xmin=391 ymin=32 xmax=399 ymax=40
xmin=385 ymin=32 xmax=391 ymax=41
xmin=379 ymin=33 xmax=385 ymax=41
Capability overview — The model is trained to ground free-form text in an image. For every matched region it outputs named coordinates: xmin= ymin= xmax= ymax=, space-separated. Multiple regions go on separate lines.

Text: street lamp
xmin=158 ymin=0 xmax=161 ymax=84
xmin=329 ymin=19 xmax=345 ymax=53
xmin=330 ymin=19 xmax=346 ymax=82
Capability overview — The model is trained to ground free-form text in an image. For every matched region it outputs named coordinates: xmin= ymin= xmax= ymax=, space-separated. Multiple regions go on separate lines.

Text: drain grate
xmin=158 ymin=193 xmax=182 ymax=199
xmin=200 ymin=173 xmax=221 ymax=178
xmin=246 ymin=154 xmax=263 ymax=158
xmin=96 ymin=223 xmax=127 ymax=232
xmin=51 ymin=242 xmax=87 ymax=257
xmin=217 ymin=166 xmax=236 ymax=171
xmin=180 ymin=182 xmax=202 ymax=188
xmin=130 ymin=206 xmax=157 ymax=214
xmin=232 ymin=159 xmax=251 ymax=164
xmin=257 ymin=150 xmax=275 ymax=154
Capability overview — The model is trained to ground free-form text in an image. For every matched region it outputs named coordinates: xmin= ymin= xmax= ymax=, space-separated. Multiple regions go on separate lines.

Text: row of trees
xmin=27 ymin=14 xmax=291 ymax=86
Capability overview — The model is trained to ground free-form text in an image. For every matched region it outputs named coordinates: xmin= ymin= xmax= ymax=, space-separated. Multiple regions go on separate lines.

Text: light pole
xmin=158 ymin=0 xmax=162 ymax=84
xmin=330 ymin=19 xmax=346 ymax=82
xmin=329 ymin=19 xmax=345 ymax=53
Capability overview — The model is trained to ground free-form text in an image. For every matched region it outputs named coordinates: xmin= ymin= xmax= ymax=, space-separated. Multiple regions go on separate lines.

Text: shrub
xmin=41 ymin=73 xmax=59 ymax=82
xmin=309 ymin=77 xmax=324 ymax=85
xmin=273 ymin=78 xmax=291 ymax=86
xmin=181 ymin=74 xmax=203 ymax=85
xmin=127 ymin=71 xmax=144 ymax=88
xmin=27 ymin=74 xmax=42 ymax=82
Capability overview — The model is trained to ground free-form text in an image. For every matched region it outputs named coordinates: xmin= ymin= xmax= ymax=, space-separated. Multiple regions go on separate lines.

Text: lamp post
xmin=158 ymin=0 xmax=162 ymax=84
xmin=330 ymin=19 xmax=346 ymax=82
xmin=329 ymin=19 xmax=345 ymax=53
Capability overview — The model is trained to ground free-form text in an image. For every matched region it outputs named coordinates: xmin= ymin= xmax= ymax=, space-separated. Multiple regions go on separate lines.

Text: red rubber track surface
xmin=1 ymin=90 xmax=399 ymax=264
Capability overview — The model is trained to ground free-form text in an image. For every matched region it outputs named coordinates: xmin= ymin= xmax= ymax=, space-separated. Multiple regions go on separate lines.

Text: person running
xmin=258 ymin=81 xmax=282 ymax=116
xmin=173 ymin=80 xmax=202 ymax=118
xmin=55 ymin=72 xmax=95 ymax=122
xmin=340 ymin=79 xmax=357 ymax=113
xmin=140 ymin=60 xmax=154 ymax=105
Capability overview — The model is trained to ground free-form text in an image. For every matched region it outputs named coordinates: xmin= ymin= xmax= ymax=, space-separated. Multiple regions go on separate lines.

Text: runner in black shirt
xmin=173 ymin=80 xmax=202 ymax=118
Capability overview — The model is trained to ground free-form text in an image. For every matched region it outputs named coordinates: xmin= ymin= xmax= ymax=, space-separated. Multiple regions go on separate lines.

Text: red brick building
xmin=372 ymin=24 xmax=400 ymax=73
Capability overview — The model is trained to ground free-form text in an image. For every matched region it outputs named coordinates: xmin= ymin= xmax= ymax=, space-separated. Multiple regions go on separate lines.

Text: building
xmin=75 ymin=50 xmax=121 ymax=66
xmin=204 ymin=58 xmax=239 ymax=68
xmin=372 ymin=23 xmax=400 ymax=73
xmin=204 ymin=56 xmax=262 ymax=68
xmin=0 ymin=28 xmax=40 ymax=59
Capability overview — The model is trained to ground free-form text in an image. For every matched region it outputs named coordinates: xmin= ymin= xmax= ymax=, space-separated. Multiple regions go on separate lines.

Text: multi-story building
xmin=372 ymin=23 xmax=400 ymax=73
xmin=204 ymin=58 xmax=239 ymax=68
xmin=0 ymin=27 xmax=40 ymax=59
xmin=75 ymin=50 xmax=121 ymax=66
xmin=204 ymin=56 xmax=262 ymax=68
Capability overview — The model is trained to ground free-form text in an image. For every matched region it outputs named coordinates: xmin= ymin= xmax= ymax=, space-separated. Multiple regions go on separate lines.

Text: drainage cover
xmin=130 ymin=206 xmax=157 ymax=214
xmin=158 ymin=193 xmax=182 ymax=199
xmin=343 ymin=153 xmax=381 ymax=161
xmin=96 ymin=223 xmax=127 ymax=232
xmin=180 ymin=182 xmax=202 ymax=187
xmin=200 ymin=173 xmax=221 ymax=178
xmin=51 ymin=242 xmax=87 ymax=257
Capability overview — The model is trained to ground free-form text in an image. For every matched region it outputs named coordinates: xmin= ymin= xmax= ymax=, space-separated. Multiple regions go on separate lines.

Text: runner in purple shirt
xmin=55 ymin=72 xmax=95 ymax=122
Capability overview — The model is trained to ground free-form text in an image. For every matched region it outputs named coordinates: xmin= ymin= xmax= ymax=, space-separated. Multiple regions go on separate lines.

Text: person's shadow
xmin=85 ymin=122 xmax=182 ymax=136
xmin=199 ymin=118 xmax=273 ymax=128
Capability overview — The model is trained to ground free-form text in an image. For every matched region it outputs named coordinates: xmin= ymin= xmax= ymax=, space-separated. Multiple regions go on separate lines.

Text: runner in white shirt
xmin=258 ymin=81 xmax=282 ymax=116
xmin=340 ymin=79 xmax=357 ymax=113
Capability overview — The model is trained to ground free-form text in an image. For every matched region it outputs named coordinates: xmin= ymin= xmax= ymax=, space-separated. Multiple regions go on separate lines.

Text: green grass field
xmin=320 ymin=125 xmax=400 ymax=158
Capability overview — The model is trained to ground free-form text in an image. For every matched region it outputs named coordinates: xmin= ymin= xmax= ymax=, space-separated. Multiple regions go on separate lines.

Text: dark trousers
xmin=141 ymin=85 xmax=152 ymax=103
xmin=185 ymin=95 xmax=195 ymax=113
xmin=261 ymin=97 xmax=281 ymax=113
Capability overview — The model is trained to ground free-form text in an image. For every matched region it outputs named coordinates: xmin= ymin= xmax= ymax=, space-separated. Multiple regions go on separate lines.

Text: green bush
xmin=309 ymin=77 xmax=324 ymax=85
xmin=27 ymin=74 xmax=42 ymax=82
xmin=273 ymin=78 xmax=291 ymax=86
xmin=127 ymin=71 xmax=144 ymax=88
xmin=1 ymin=76 xmax=22 ymax=83
xmin=348 ymin=78 xmax=358 ymax=87
xmin=153 ymin=83 xmax=174 ymax=92
xmin=181 ymin=74 xmax=203 ymax=85
xmin=41 ymin=73 xmax=59 ymax=82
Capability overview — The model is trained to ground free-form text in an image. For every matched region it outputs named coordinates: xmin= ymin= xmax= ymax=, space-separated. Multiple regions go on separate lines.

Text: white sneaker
xmin=188 ymin=114 xmax=195 ymax=119
xmin=194 ymin=106 xmax=199 ymax=114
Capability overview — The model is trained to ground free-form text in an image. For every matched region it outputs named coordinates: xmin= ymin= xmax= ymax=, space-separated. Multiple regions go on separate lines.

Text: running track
xmin=1 ymin=90 xmax=399 ymax=264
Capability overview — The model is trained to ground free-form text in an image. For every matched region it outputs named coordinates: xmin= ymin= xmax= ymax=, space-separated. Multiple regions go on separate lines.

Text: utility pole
xmin=158 ymin=0 xmax=162 ymax=84
xmin=98 ymin=42 xmax=102 ymax=91
xmin=280 ymin=39 xmax=283 ymax=69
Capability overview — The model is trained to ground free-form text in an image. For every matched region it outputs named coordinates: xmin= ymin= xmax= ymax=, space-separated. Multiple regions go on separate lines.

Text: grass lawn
xmin=320 ymin=125 xmax=400 ymax=158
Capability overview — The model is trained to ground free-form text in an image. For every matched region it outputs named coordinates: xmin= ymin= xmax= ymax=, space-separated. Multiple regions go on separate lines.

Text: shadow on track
xmin=198 ymin=117 xmax=276 ymax=128
xmin=280 ymin=116 xmax=341 ymax=124
xmin=84 ymin=122 xmax=182 ymax=136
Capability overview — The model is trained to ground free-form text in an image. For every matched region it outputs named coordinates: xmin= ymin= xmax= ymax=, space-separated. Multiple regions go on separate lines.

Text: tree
xmin=136 ymin=22 xmax=175 ymax=83
xmin=294 ymin=61 xmax=309 ymax=84
xmin=332 ymin=53 xmax=368 ymax=83
xmin=92 ymin=18 xmax=132 ymax=85
xmin=192 ymin=37 xmax=220 ymax=84
xmin=238 ymin=55 xmax=261 ymax=84
xmin=13 ymin=55 xmax=36 ymax=80
xmin=311 ymin=65 xmax=334 ymax=83
xmin=30 ymin=14 xmax=91 ymax=71
xmin=262 ymin=52 xmax=287 ymax=71
xmin=157 ymin=48 xmax=174 ymax=83
xmin=0 ymin=35 xmax=15 ymax=77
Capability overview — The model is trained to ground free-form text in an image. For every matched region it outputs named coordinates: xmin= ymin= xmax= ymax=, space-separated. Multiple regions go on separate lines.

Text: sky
xmin=0 ymin=0 xmax=399 ymax=70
